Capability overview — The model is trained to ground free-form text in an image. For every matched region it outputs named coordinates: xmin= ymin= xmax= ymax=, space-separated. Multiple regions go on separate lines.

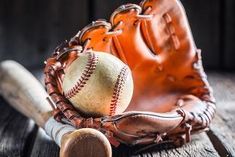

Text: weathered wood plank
xmin=180 ymin=0 xmax=221 ymax=69
xmin=208 ymin=115 xmax=235 ymax=157
xmin=0 ymin=0 xmax=88 ymax=69
xmin=112 ymin=133 xmax=219 ymax=157
xmin=55 ymin=0 xmax=88 ymax=41
xmin=30 ymin=128 xmax=59 ymax=157
xmin=207 ymin=73 xmax=235 ymax=156
xmin=92 ymin=0 xmax=139 ymax=20
xmin=208 ymin=73 xmax=235 ymax=110
xmin=0 ymin=0 xmax=4 ymax=57
xmin=224 ymin=0 xmax=235 ymax=70
xmin=0 ymin=97 xmax=37 ymax=157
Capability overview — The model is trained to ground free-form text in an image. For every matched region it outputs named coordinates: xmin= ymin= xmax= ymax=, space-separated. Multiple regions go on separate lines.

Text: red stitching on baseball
xmin=65 ymin=52 xmax=98 ymax=99
xmin=109 ymin=66 xmax=129 ymax=116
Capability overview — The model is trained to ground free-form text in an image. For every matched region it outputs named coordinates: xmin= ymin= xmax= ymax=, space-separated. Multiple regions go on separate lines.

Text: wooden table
xmin=0 ymin=72 xmax=234 ymax=157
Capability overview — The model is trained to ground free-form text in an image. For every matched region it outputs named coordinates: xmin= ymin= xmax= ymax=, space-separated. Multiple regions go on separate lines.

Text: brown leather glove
xmin=44 ymin=0 xmax=216 ymax=147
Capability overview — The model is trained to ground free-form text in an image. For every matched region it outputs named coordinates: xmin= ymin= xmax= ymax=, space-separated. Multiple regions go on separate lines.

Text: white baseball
xmin=62 ymin=51 xmax=134 ymax=117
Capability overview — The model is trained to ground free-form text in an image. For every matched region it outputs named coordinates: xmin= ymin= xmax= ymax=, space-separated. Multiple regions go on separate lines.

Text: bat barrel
xmin=0 ymin=60 xmax=52 ymax=127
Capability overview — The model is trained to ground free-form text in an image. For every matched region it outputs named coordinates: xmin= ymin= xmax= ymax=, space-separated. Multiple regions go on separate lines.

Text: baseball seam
xmin=64 ymin=52 xmax=98 ymax=99
xmin=109 ymin=66 xmax=129 ymax=116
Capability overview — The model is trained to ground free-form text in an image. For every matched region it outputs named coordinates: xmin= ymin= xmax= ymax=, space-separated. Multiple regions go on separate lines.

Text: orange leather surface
xmin=78 ymin=0 xmax=214 ymax=113
xmin=44 ymin=0 xmax=216 ymax=146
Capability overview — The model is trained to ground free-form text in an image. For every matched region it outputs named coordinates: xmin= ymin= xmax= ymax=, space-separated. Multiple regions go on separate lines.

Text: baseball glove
xmin=44 ymin=0 xmax=216 ymax=147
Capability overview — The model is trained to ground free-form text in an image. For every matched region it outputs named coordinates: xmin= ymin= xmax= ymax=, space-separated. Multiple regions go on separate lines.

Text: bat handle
xmin=44 ymin=117 xmax=112 ymax=157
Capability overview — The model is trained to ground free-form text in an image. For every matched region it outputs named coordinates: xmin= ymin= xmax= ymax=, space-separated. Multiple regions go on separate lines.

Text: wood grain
xmin=112 ymin=133 xmax=219 ymax=157
xmin=1 ymin=0 xmax=235 ymax=70
xmin=224 ymin=0 xmax=235 ymax=69
xmin=91 ymin=0 xmax=139 ymax=20
xmin=0 ymin=0 xmax=88 ymax=68
xmin=30 ymin=128 xmax=60 ymax=157
xmin=0 ymin=98 xmax=37 ymax=157
xmin=207 ymin=73 xmax=235 ymax=156
xmin=181 ymin=0 xmax=221 ymax=69
xmin=208 ymin=115 xmax=235 ymax=157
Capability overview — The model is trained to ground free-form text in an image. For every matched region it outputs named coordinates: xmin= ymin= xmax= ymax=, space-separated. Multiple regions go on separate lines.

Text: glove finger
xmin=140 ymin=0 xmax=196 ymax=58
xmin=79 ymin=20 xmax=116 ymax=55
xmin=110 ymin=4 xmax=157 ymax=69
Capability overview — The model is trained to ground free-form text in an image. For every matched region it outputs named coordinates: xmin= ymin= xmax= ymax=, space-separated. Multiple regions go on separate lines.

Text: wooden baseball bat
xmin=0 ymin=60 xmax=112 ymax=157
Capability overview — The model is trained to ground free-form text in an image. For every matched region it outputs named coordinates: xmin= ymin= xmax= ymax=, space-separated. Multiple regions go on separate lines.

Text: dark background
xmin=0 ymin=0 xmax=234 ymax=71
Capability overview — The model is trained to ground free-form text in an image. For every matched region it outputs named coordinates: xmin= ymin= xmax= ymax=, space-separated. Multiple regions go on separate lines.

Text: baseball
xmin=62 ymin=51 xmax=133 ymax=117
